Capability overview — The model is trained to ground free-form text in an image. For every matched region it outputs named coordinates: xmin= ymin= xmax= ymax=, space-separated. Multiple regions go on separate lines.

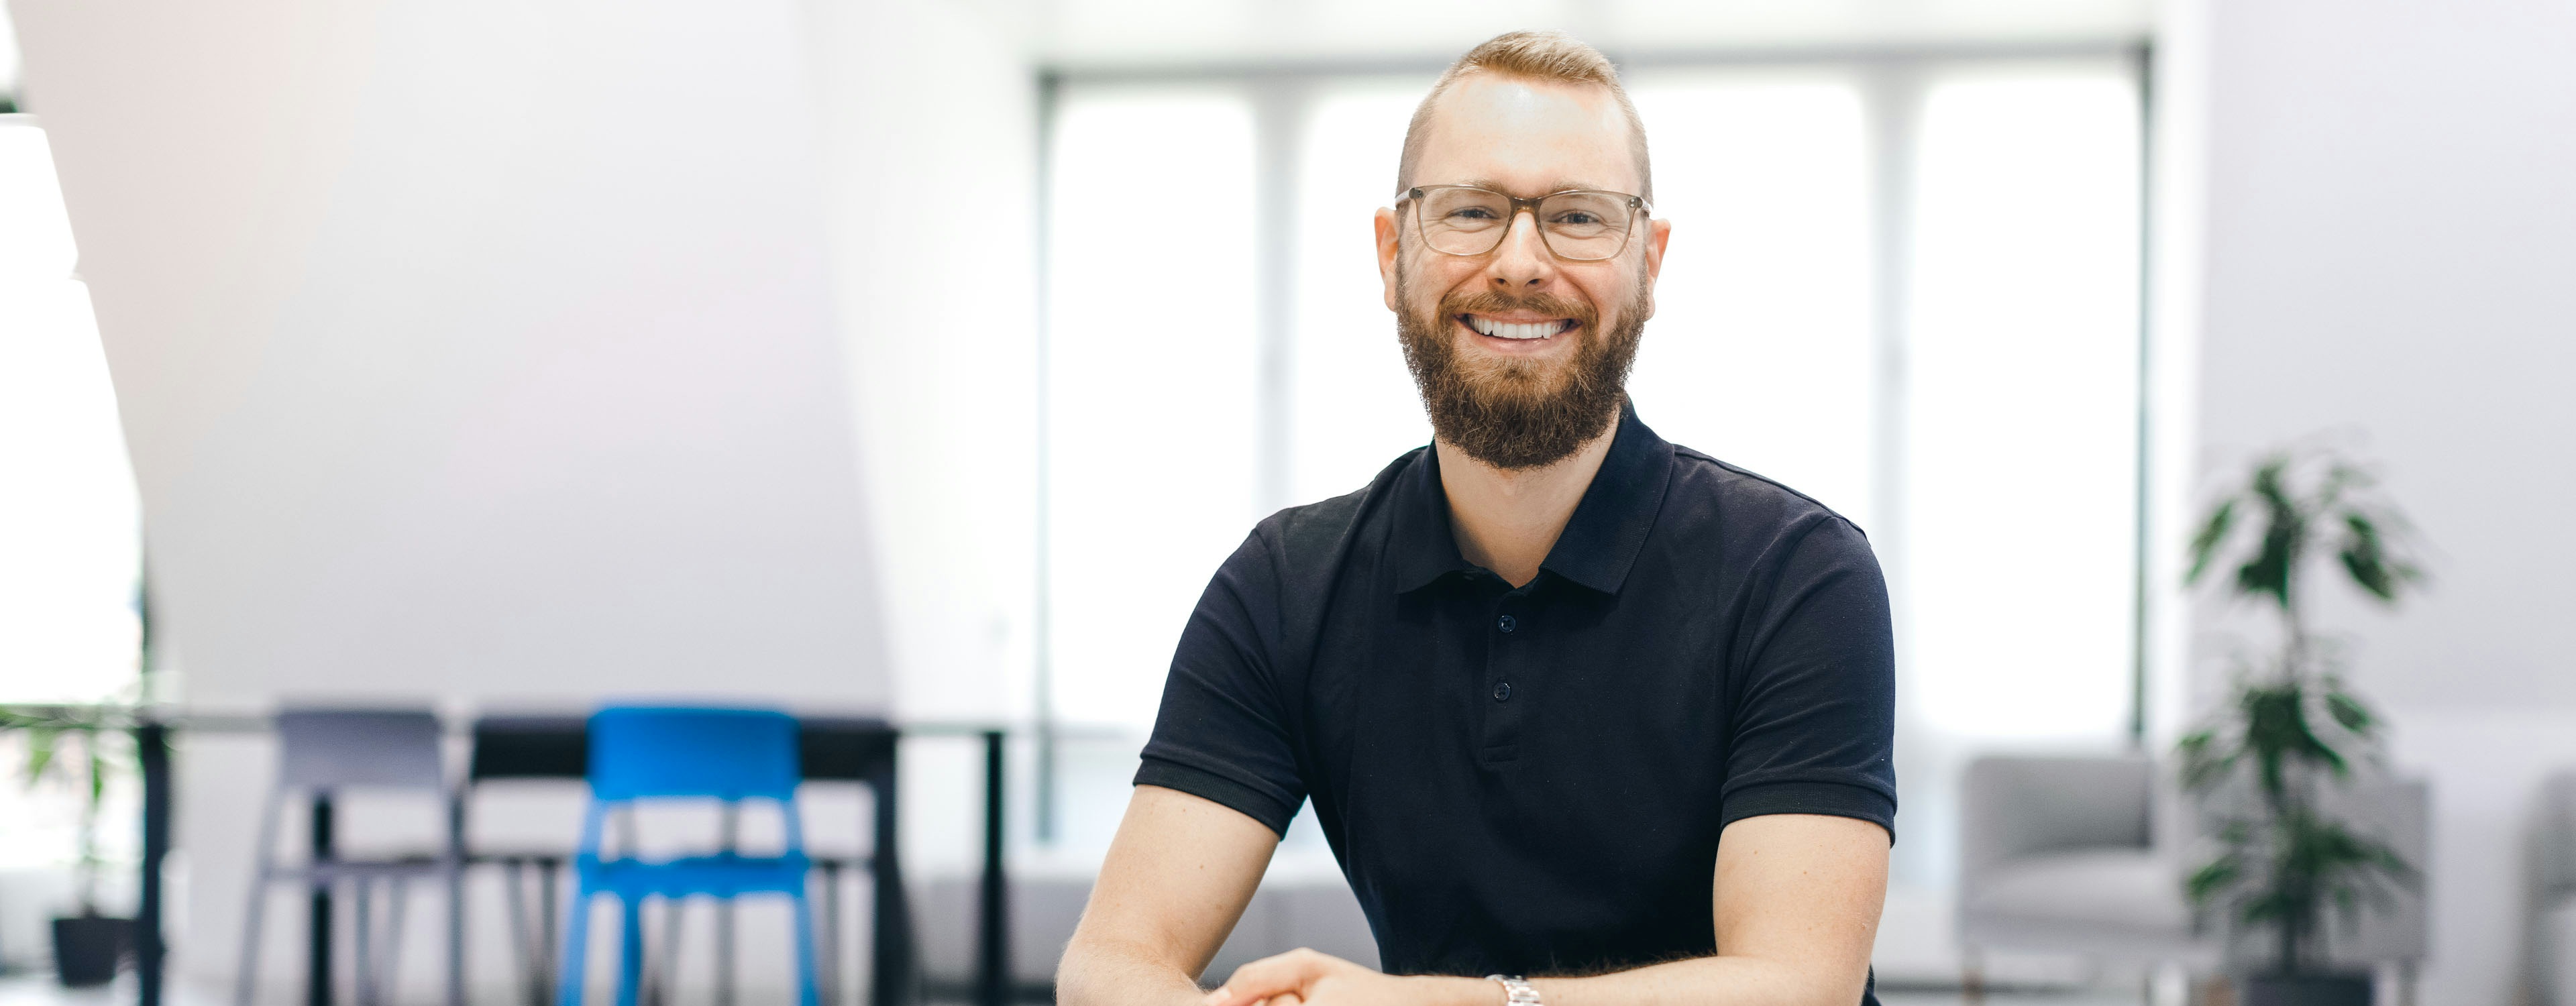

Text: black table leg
xmin=136 ymin=723 xmax=170 ymax=1006
xmin=867 ymin=750 xmax=911 ymax=1006
xmin=311 ymin=794 xmax=336 ymax=1006
xmin=975 ymin=732 xmax=1008 ymax=1006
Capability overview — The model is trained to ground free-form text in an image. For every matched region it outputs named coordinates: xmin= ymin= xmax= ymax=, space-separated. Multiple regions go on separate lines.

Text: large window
xmin=1037 ymin=56 xmax=2146 ymax=881
xmin=0 ymin=117 xmax=145 ymax=877
xmin=0 ymin=119 xmax=141 ymax=706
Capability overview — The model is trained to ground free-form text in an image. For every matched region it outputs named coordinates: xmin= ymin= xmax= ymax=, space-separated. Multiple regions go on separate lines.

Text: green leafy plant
xmin=1 ymin=703 xmax=131 ymax=916
xmin=2177 ymin=447 xmax=2422 ymax=975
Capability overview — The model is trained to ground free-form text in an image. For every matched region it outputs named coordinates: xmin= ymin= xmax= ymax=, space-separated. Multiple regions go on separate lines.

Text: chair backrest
xmin=1960 ymin=754 xmax=2154 ymax=883
xmin=469 ymin=714 xmax=589 ymax=781
xmin=275 ymin=708 xmax=445 ymax=791
xmin=588 ymin=706 xmax=801 ymax=803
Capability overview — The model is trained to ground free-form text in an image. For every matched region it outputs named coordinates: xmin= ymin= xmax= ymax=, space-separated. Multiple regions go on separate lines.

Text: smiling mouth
xmin=1460 ymin=314 xmax=1578 ymax=341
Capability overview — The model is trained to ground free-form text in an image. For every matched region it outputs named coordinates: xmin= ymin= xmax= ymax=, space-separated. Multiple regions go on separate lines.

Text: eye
xmin=1446 ymin=207 xmax=1501 ymax=221
xmin=1550 ymin=211 xmax=1604 ymax=226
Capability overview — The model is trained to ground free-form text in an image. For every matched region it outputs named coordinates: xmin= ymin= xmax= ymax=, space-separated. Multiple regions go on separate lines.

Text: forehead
xmin=1414 ymin=73 xmax=1639 ymax=196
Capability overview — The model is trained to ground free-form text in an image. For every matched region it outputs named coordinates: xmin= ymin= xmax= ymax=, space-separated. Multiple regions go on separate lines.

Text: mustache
xmin=1436 ymin=290 xmax=1600 ymax=330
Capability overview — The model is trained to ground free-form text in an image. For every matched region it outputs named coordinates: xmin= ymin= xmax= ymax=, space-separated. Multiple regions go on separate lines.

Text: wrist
xmin=1412 ymin=974 xmax=1509 ymax=1006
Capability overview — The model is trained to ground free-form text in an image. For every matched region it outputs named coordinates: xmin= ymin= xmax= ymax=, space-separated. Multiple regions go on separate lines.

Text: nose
xmin=1484 ymin=208 xmax=1558 ymax=290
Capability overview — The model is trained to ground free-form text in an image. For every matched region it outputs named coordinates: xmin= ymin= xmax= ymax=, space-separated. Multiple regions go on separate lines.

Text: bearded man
xmin=1057 ymin=30 xmax=1895 ymax=1006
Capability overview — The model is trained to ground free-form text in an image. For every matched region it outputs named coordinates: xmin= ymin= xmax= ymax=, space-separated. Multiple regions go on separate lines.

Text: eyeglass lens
xmin=1416 ymin=188 xmax=1635 ymax=260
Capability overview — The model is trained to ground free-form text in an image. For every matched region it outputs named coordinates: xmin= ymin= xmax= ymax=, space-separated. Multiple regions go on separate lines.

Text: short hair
xmin=1395 ymin=31 xmax=1652 ymax=202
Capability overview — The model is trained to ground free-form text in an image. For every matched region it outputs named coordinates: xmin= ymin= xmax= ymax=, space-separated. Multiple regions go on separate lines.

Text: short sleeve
xmin=1133 ymin=529 xmax=1309 ymax=836
xmin=1720 ymin=516 xmax=1899 ymax=842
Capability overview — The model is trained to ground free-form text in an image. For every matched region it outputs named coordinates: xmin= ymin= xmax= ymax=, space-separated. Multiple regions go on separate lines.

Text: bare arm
xmin=1059 ymin=784 xmax=1283 ymax=1006
xmin=1207 ymin=814 xmax=1887 ymax=1006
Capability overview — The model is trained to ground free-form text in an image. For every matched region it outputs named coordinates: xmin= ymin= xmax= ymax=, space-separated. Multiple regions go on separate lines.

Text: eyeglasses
xmin=1396 ymin=185 xmax=1651 ymax=262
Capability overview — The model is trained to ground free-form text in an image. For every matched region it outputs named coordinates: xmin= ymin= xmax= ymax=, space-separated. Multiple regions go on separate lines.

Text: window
xmin=1043 ymin=91 xmax=1259 ymax=732
xmin=1036 ymin=56 xmax=2147 ymax=879
xmin=0 ymin=119 xmax=142 ymax=706
xmin=0 ymin=117 xmax=144 ymax=876
xmin=1625 ymin=72 xmax=1876 ymax=526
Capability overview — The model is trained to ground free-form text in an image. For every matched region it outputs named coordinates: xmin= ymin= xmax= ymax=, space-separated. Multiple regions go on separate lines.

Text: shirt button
xmin=1493 ymin=681 xmax=1513 ymax=702
xmin=1496 ymin=614 xmax=1517 ymax=633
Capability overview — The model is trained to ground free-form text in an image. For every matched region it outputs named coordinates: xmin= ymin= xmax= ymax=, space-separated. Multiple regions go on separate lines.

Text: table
xmin=131 ymin=715 xmax=1016 ymax=1006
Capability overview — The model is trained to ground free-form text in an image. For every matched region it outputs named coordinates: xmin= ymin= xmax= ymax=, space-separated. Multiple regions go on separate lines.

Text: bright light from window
xmin=1626 ymin=75 xmax=1877 ymax=526
xmin=1291 ymin=80 xmax=1435 ymax=505
xmin=1045 ymin=92 xmax=1258 ymax=731
xmin=0 ymin=121 xmax=142 ymax=704
xmin=1905 ymin=69 xmax=2142 ymax=741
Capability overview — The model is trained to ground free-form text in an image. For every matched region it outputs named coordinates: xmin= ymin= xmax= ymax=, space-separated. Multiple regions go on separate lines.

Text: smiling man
xmin=1057 ymin=31 xmax=1896 ymax=1006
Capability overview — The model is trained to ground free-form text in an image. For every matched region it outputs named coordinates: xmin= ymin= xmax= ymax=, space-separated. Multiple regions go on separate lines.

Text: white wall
xmin=12 ymin=0 xmax=890 ymax=709
xmin=12 ymin=0 xmax=1044 ymax=994
xmin=2192 ymin=0 xmax=2576 ymax=1001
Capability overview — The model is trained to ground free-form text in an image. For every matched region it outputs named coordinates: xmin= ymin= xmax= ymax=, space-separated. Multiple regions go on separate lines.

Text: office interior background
xmin=0 ymin=0 xmax=2569 ymax=1003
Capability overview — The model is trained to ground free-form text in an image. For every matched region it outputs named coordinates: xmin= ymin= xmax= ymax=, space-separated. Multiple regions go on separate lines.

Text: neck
xmin=1435 ymin=408 xmax=1621 ymax=588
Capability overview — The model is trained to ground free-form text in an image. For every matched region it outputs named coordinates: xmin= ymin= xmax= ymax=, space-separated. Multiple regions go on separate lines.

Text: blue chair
xmin=557 ymin=707 xmax=819 ymax=1006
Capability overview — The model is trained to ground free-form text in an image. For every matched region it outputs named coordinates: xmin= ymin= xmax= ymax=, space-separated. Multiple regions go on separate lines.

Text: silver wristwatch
xmin=1485 ymin=974 xmax=1542 ymax=1005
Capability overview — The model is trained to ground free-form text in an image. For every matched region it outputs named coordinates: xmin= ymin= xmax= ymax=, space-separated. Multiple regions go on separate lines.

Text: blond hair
xmin=1396 ymin=31 xmax=1652 ymax=201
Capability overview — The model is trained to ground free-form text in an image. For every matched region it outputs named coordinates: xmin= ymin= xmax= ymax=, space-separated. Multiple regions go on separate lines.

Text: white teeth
xmin=1467 ymin=315 xmax=1560 ymax=340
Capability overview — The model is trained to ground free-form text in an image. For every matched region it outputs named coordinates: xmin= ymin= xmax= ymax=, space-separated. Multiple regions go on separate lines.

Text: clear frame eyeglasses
xmin=1397 ymin=184 xmax=1652 ymax=262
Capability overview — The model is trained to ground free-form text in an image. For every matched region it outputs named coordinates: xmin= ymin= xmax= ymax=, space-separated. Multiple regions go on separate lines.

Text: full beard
xmin=1395 ymin=271 xmax=1649 ymax=471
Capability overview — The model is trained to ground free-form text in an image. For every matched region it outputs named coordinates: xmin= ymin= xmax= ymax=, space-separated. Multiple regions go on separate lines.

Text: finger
xmin=1206 ymin=950 xmax=1322 ymax=1006
xmin=1263 ymin=996 xmax=1303 ymax=1006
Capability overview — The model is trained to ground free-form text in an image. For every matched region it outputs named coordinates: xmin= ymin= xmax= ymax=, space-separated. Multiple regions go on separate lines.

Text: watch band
xmin=1485 ymin=974 xmax=1542 ymax=1005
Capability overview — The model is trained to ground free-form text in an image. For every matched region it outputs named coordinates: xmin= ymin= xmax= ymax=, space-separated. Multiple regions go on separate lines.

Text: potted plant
xmin=2177 ymin=447 xmax=2424 ymax=1006
xmin=1 ymin=703 xmax=133 ymax=986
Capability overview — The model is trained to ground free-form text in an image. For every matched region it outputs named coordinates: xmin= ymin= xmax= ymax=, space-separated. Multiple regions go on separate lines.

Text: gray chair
xmin=1958 ymin=754 xmax=2207 ymax=983
xmin=236 ymin=709 xmax=464 ymax=1006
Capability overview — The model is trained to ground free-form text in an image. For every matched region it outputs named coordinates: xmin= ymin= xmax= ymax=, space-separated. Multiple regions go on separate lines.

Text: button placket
xmin=1481 ymin=597 xmax=1527 ymax=761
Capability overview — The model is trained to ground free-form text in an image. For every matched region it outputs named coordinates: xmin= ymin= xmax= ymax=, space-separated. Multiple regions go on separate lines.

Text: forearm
xmin=1528 ymin=954 xmax=1865 ymax=1006
xmin=1056 ymin=932 xmax=1220 ymax=1006
xmin=1379 ymin=956 xmax=1854 ymax=1006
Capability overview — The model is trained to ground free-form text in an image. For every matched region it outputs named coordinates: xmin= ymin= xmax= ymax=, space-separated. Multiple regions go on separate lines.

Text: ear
xmin=1375 ymin=207 xmax=1402 ymax=313
xmin=1643 ymin=216 xmax=1672 ymax=282
xmin=1638 ymin=216 xmax=1673 ymax=319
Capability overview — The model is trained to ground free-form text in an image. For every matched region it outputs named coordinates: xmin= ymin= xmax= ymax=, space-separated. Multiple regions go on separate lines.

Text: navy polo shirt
xmin=1136 ymin=403 xmax=1896 ymax=988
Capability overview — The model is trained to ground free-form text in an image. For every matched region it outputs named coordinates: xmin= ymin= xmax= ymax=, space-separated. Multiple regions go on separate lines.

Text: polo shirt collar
xmin=1391 ymin=400 xmax=1675 ymax=596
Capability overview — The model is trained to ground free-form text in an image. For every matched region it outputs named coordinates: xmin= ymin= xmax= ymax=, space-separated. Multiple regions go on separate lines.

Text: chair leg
xmin=556 ymin=889 xmax=592 ymax=1006
xmin=616 ymin=897 xmax=644 ymax=1006
xmin=505 ymin=862 xmax=537 ymax=1006
xmin=354 ymin=881 xmax=375 ymax=1006
xmin=1962 ymin=946 xmax=1986 ymax=1006
xmin=540 ymin=860 xmax=561 ymax=1006
xmin=792 ymin=891 xmax=820 ymax=1006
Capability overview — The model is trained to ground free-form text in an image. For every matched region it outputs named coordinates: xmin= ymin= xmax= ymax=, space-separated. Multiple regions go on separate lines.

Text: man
xmin=1057 ymin=30 xmax=1894 ymax=1006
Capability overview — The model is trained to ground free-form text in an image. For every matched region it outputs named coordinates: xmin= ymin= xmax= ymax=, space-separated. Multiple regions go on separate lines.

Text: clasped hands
xmin=1201 ymin=948 xmax=1502 ymax=1006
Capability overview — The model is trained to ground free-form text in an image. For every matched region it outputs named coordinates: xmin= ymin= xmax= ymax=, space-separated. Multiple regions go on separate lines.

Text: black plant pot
xmin=51 ymin=915 xmax=131 ymax=987
xmin=2238 ymin=972 xmax=2373 ymax=1006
